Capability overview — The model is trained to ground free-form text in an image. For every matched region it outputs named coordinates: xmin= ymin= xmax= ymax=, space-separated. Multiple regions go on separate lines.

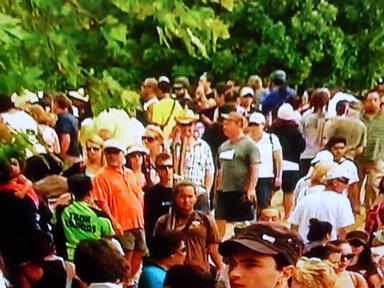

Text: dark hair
xmin=274 ymin=254 xmax=292 ymax=271
xmin=215 ymin=82 xmax=228 ymax=97
xmin=155 ymin=153 xmax=172 ymax=167
xmin=67 ymin=173 xmax=92 ymax=200
xmin=309 ymin=90 xmax=329 ymax=112
xmin=224 ymin=90 xmax=240 ymax=103
xmin=125 ymin=152 xmax=152 ymax=188
xmin=304 ymin=243 xmax=341 ymax=260
xmin=149 ymin=231 xmax=183 ymax=260
xmin=158 ymin=82 xmax=171 ymax=94
xmin=325 ymin=136 xmax=346 ymax=150
xmin=0 ymin=161 xmax=12 ymax=184
xmin=74 ymin=239 xmax=128 ymax=284
xmin=173 ymin=181 xmax=196 ymax=197
xmin=24 ymin=154 xmax=63 ymax=182
xmin=164 ymin=264 xmax=215 ymax=288
xmin=307 ymin=218 xmax=332 ymax=242
xmin=0 ymin=96 xmax=15 ymax=113
xmin=335 ymin=100 xmax=349 ymax=116
xmin=30 ymin=230 xmax=55 ymax=260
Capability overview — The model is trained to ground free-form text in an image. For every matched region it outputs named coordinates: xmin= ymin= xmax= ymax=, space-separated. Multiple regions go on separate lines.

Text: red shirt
xmin=92 ymin=166 xmax=144 ymax=230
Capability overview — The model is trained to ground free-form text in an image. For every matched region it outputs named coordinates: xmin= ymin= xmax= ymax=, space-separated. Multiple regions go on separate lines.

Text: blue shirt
xmin=55 ymin=112 xmax=80 ymax=156
xmin=138 ymin=265 xmax=166 ymax=288
xmin=261 ymin=86 xmax=296 ymax=115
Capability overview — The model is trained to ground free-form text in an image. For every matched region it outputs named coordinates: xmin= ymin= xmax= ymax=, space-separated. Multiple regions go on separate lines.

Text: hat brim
xmin=176 ymin=117 xmax=198 ymax=124
xmin=219 ymin=239 xmax=278 ymax=257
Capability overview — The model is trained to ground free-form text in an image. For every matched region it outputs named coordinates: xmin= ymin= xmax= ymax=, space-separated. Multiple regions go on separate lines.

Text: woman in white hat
xmin=125 ymin=145 xmax=154 ymax=191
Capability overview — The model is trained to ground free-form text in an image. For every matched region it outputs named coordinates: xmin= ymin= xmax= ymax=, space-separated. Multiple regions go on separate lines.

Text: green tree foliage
xmin=0 ymin=0 xmax=383 ymax=113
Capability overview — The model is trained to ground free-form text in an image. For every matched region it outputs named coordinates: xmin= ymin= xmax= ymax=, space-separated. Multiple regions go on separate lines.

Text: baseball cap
xmin=271 ymin=70 xmax=287 ymax=83
xmin=221 ymin=111 xmax=244 ymax=122
xmin=104 ymin=139 xmax=125 ymax=152
xmin=173 ymin=76 xmax=190 ymax=89
xmin=277 ymin=103 xmax=295 ymax=121
xmin=158 ymin=76 xmax=170 ymax=84
xmin=311 ymin=150 xmax=334 ymax=165
xmin=240 ymin=86 xmax=255 ymax=98
xmin=249 ymin=112 xmax=266 ymax=125
xmin=219 ymin=222 xmax=304 ymax=265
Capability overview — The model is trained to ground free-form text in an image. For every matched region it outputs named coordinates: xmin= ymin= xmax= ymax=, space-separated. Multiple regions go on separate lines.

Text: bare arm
xmin=208 ymin=244 xmax=224 ymax=270
xmin=291 ymin=224 xmax=299 ymax=232
xmin=204 ymin=170 xmax=214 ymax=194
xmin=272 ymin=149 xmax=283 ymax=187
xmin=59 ymin=133 xmax=70 ymax=158
xmin=337 ymin=227 xmax=348 ymax=240
xmin=246 ymin=163 xmax=259 ymax=201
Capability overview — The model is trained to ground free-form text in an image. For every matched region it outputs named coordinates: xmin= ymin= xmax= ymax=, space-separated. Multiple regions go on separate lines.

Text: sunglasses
xmin=157 ymin=165 xmax=173 ymax=170
xmin=104 ymin=148 xmax=121 ymax=155
xmin=143 ymin=137 xmax=156 ymax=143
xmin=336 ymin=177 xmax=349 ymax=184
xmin=87 ymin=147 xmax=101 ymax=152
xmin=341 ymin=254 xmax=354 ymax=261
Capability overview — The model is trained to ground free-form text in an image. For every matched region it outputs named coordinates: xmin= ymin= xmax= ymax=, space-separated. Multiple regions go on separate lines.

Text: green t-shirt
xmin=58 ymin=201 xmax=114 ymax=260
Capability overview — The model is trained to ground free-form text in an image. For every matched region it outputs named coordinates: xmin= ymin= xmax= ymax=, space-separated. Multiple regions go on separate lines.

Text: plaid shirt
xmin=173 ymin=138 xmax=214 ymax=188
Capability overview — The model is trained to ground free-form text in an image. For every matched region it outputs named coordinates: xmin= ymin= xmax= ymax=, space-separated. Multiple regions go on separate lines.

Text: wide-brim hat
xmin=126 ymin=145 xmax=149 ymax=156
xmin=175 ymin=109 xmax=199 ymax=124
xmin=144 ymin=124 xmax=165 ymax=140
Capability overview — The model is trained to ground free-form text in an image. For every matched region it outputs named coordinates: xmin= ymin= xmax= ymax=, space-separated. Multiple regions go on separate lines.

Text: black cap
xmin=219 ymin=222 xmax=304 ymax=265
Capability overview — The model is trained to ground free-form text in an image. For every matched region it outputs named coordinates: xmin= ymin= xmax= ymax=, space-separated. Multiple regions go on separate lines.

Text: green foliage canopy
xmin=1 ymin=0 xmax=384 ymax=114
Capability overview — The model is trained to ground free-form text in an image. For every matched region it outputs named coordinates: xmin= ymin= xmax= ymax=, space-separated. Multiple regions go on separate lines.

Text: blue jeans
xmin=256 ymin=178 xmax=273 ymax=210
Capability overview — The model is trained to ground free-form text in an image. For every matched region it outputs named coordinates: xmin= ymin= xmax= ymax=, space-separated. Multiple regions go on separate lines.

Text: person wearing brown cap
xmin=219 ymin=222 xmax=304 ymax=288
xmin=172 ymin=109 xmax=214 ymax=213
xmin=215 ymin=111 xmax=260 ymax=238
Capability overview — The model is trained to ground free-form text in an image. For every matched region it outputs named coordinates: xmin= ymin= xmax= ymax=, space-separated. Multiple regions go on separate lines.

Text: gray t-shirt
xmin=218 ymin=136 xmax=260 ymax=192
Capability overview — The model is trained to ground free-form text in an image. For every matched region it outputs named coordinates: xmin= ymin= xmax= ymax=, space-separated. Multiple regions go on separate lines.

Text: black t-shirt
xmin=144 ymin=184 xmax=173 ymax=241
xmin=55 ymin=113 xmax=80 ymax=157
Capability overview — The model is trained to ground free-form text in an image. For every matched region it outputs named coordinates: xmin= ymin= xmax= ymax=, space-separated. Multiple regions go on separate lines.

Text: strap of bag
xmin=161 ymin=99 xmax=177 ymax=129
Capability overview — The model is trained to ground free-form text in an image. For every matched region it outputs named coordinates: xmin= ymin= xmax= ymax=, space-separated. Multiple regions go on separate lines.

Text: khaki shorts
xmin=115 ymin=228 xmax=147 ymax=252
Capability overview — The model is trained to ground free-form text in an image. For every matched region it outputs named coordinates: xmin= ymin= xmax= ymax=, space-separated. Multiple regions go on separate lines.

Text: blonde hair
xmin=293 ymin=258 xmax=337 ymax=288
xmin=86 ymin=134 xmax=104 ymax=148
xmin=310 ymin=161 xmax=336 ymax=185
xmin=27 ymin=104 xmax=55 ymax=126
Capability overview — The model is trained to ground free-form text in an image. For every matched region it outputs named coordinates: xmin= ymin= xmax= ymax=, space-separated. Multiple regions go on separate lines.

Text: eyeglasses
xmin=341 ymin=254 xmax=354 ymax=261
xmin=157 ymin=165 xmax=173 ymax=170
xmin=87 ymin=147 xmax=101 ymax=152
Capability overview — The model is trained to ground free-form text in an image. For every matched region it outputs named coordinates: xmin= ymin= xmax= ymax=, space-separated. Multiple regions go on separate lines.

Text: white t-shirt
xmin=289 ymin=190 xmax=355 ymax=241
xmin=337 ymin=158 xmax=359 ymax=184
xmin=295 ymin=184 xmax=325 ymax=205
xmin=1 ymin=110 xmax=38 ymax=134
xmin=254 ymin=132 xmax=282 ymax=178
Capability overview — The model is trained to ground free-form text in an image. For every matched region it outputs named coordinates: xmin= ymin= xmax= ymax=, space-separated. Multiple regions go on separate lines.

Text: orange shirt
xmin=92 ymin=166 xmax=144 ymax=231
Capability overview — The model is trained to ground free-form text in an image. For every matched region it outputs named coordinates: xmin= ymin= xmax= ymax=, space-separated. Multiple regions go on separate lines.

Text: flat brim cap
xmin=219 ymin=238 xmax=278 ymax=257
xmin=221 ymin=111 xmax=243 ymax=121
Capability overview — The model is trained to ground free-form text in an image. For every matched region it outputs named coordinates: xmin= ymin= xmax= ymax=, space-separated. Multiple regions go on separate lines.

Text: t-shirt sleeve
xmin=92 ymin=176 xmax=108 ymax=206
xmin=248 ymin=141 xmax=261 ymax=164
xmin=57 ymin=116 xmax=74 ymax=134
xmin=271 ymin=134 xmax=282 ymax=151
xmin=337 ymin=198 xmax=355 ymax=228
xmin=100 ymin=217 xmax=114 ymax=237
xmin=288 ymin=203 xmax=301 ymax=226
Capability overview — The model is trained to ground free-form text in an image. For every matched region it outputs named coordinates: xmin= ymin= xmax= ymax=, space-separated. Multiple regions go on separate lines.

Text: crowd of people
xmin=1 ymin=70 xmax=384 ymax=288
